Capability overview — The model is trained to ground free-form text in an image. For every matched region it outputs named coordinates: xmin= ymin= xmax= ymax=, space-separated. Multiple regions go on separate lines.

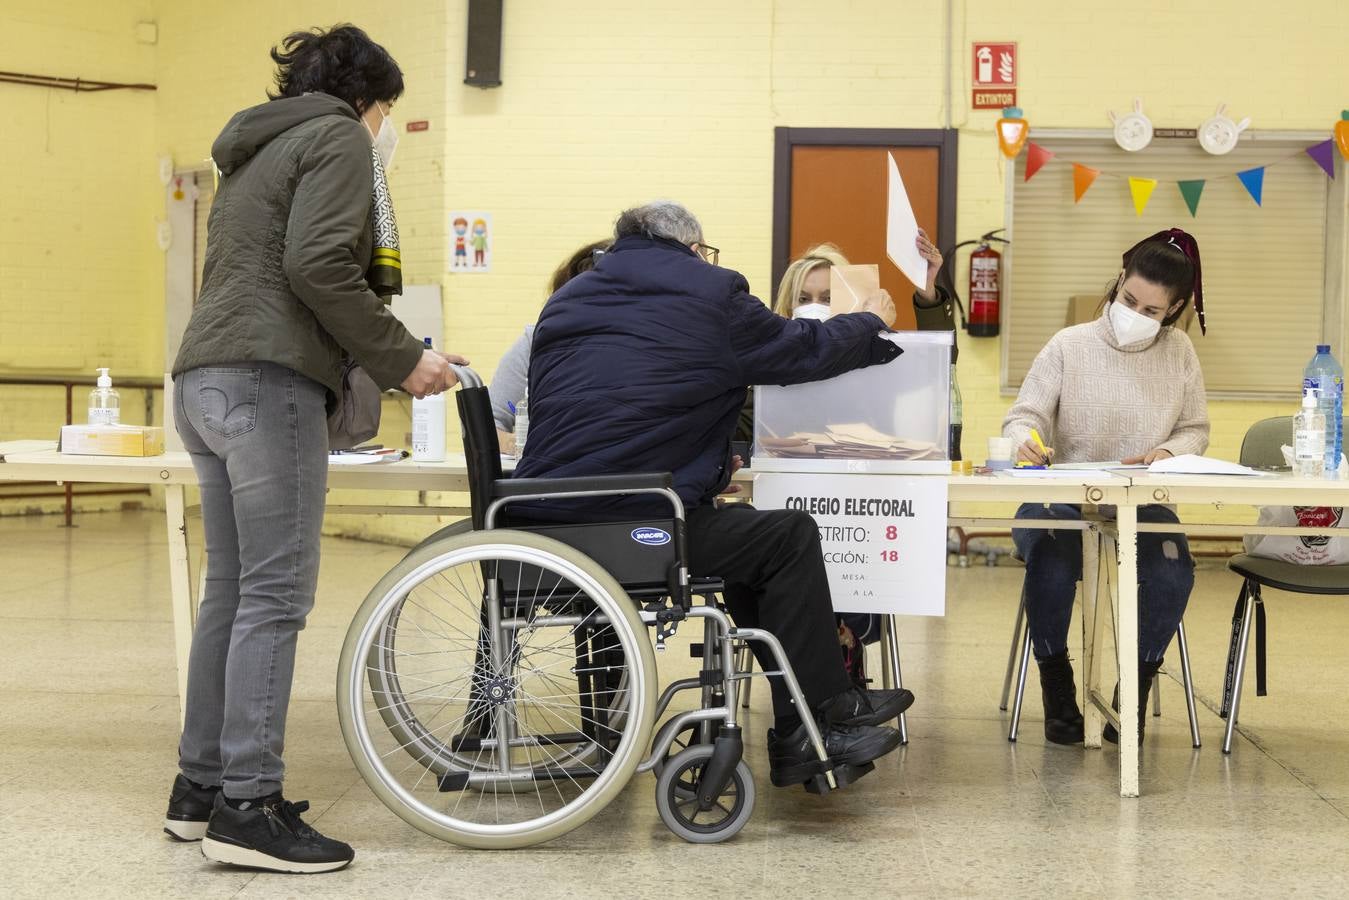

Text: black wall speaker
xmin=465 ymin=0 xmax=503 ymax=88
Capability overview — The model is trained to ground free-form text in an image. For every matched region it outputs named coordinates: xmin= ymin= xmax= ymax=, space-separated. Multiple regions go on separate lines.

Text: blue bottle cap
xmin=1318 ymin=344 xmax=1331 ymax=353
xmin=424 ymin=337 xmax=434 ymax=347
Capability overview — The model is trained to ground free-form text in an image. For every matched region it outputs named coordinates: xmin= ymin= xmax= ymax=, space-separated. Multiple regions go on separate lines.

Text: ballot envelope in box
xmin=752 ymin=331 xmax=953 ymax=474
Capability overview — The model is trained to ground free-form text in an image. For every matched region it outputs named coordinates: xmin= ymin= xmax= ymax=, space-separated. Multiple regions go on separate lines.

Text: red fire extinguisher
xmin=935 ymin=229 xmax=1010 ymax=339
xmin=967 ymin=239 xmax=1002 ymax=337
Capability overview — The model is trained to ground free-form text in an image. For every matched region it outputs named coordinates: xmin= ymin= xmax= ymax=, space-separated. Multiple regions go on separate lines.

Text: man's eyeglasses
xmin=695 ymin=243 xmax=720 ymax=266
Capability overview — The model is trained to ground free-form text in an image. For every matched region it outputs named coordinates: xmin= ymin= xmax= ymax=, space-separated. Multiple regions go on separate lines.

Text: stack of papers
xmin=760 ymin=423 xmax=942 ymax=460
xmin=1147 ymin=453 xmax=1261 ymax=476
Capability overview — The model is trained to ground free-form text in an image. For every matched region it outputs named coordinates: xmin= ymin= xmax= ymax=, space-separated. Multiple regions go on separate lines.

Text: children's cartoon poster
xmin=450 ymin=211 xmax=492 ymax=273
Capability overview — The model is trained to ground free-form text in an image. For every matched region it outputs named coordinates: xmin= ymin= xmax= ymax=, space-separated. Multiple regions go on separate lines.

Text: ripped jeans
xmin=1012 ymin=504 xmax=1194 ymax=664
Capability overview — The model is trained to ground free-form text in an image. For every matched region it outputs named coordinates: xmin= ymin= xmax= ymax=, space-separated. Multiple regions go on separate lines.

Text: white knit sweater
xmin=1002 ymin=311 xmax=1209 ymax=464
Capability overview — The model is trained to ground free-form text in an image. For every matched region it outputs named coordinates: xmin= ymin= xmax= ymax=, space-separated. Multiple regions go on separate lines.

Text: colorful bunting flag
xmin=1306 ymin=139 xmax=1336 ymax=179
xmin=1072 ymin=164 xmax=1100 ymax=203
xmin=1236 ymin=167 xmax=1266 ymax=205
xmin=1128 ymin=177 xmax=1158 ymax=216
xmin=1024 ymin=142 xmax=1054 ymax=181
xmin=1028 ymin=139 xmax=1332 ymax=213
xmin=1177 ymin=180 xmax=1206 ymax=217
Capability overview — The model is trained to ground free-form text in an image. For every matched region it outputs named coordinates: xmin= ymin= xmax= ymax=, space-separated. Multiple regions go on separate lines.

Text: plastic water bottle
xmin=513 ymin=391 xmax=529 ymax=456
xmin=1293 ymin=390 xmax=1326 ymax=478
xmin=411 ymin=338 xmax=446 ymax=462
xmin=949 ymin=364 xmax=963 ymax=461
xmin=1303 ymin=345 xmax=1343 ymax=477
xmin=88 ymin=368 xmax=120 ymax=425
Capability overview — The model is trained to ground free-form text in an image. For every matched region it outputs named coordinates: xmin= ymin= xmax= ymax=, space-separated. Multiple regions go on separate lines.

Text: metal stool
xmin=1000 ymin=530 xmax=1201 ymax=747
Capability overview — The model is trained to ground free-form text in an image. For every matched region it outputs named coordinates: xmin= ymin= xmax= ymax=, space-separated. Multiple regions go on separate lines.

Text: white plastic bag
xmin=1245 ymin=506 xmax=1349 ymax=565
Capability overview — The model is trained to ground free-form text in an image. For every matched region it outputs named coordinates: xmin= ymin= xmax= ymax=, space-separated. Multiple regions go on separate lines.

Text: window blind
xmin=1003 ymin=132 xmax=1338 ymax=398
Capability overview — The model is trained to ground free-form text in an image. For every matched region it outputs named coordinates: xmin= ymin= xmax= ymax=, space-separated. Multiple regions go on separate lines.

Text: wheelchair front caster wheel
xmin=655 ymin=745 xmax=755 ymax=844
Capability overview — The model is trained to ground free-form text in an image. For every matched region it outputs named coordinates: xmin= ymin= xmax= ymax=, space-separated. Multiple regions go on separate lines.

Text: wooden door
xmin=773 ymin=129 xmax=957 ymax=332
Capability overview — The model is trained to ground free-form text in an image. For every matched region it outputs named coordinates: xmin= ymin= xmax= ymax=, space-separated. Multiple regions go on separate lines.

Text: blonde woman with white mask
xmin=1003 ymin=228 xmax=1209 ymax=748
xmin=773 ymin=232 xmax=945 ymax=324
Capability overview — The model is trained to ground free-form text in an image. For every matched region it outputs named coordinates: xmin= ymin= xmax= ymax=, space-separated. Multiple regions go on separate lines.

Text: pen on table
xmin=1030 ymin=429 xmax=1052 ymax=466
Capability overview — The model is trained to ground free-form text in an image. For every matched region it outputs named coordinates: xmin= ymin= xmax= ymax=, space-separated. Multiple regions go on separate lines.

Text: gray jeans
xmin=174 ymin=363 xmax=329 ymax=799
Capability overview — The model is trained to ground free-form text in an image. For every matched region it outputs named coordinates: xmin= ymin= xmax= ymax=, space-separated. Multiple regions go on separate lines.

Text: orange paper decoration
xmin=997 ymin=106 xmax=1029 ymax=159
xmin=1072 ymin=164 xmax=1100 ymax=202
xmin=1336 ymin=110 xmax=1349 ymax=161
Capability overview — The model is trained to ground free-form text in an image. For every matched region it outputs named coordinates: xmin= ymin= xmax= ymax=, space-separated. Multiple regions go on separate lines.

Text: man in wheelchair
xmin=513 ymin=200 xmax=914 ymax=789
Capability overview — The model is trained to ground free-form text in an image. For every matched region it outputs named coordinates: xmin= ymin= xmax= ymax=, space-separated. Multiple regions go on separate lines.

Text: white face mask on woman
xmin=1109 ymin=300 xmax=1161 ymax=346
xmin=793 ymin=303 xmax=831 ymax=322
xmin=364 ymin=102 xmax=399 ymax=169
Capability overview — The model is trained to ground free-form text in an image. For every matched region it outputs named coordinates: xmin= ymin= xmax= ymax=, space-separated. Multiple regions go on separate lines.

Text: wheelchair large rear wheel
xmin=338 ymin=529 xmax=657 ymax=849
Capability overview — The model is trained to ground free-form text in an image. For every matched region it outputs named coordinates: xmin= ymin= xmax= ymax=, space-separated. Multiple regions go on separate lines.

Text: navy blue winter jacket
xmin=513 ymin=235 xmax=900 ymax=516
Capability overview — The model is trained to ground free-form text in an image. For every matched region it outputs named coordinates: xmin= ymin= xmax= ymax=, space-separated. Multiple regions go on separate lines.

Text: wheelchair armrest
xmin=492 ymin=472 xmax=674 ymax=498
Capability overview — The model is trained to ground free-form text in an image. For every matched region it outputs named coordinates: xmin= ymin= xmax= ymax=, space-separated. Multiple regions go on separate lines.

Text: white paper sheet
xmin=1147 ymin=453 xmax=1262 ymax=476
xmin=328 ymin=453 xmax=401 ymax=466
xmin=885 ymin=153 xmax=927 ymax=287
xmin=1051 ymin=461 xmax=1149 ymax=471
xmin=1003 ymin=468 xmax=1114 ymax=478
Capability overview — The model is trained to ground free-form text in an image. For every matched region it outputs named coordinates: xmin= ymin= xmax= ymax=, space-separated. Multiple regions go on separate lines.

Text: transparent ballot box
xmin=752 ymin=331 xmax=953 ymax=474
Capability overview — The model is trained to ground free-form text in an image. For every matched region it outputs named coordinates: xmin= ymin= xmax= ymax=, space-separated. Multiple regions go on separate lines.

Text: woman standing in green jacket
xmin=164 ymin=25 xmax=464 ymax=873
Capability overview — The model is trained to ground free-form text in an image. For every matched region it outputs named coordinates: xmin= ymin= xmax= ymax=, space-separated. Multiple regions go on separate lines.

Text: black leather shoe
xmin=767 ymin=721 xmax=903 ymax=788
xmin=201 ymin=793 xmax=354 ymax=874
xmin=1038 ymin=653 xmax=1085 ymax=745
xmin=1103 ymin=659 xmax=1162 ymax=746
xmin=818 ymin=686 xmax=915 ymax=728
xmin=164 ymin=774 xmax=219 ymax=842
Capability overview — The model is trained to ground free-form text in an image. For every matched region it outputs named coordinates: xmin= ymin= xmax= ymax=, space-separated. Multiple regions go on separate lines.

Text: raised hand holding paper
xmin=886 ymin=153 xmax=928 ymax=288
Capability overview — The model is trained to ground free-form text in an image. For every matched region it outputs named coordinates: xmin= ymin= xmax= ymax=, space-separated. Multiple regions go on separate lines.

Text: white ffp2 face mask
xmin=1109 ymin=300 xmax=1161 ymax=346
xmin=793 ymin=303 xmax=831 ymax=322
xmin=365 ymin=104 xmax=399 ymax=170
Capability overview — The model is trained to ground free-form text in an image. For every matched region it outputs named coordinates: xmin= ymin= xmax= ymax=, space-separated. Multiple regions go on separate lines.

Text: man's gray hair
xmin=613 ymin=200 xmax=704 ymax=246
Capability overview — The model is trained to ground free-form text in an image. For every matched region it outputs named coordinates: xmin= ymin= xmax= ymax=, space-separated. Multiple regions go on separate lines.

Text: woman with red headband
xmin=1002 ymin=228 xmax=1209 ymax=746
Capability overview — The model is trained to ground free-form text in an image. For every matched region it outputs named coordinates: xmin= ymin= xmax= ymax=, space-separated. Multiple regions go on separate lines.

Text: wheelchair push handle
xmin=448 ymin=364 xmax=485 ymax=390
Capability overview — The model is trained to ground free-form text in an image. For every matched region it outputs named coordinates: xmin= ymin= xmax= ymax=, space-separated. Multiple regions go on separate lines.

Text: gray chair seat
xmin=1227 ymin=554 xmax=1349 ymax=594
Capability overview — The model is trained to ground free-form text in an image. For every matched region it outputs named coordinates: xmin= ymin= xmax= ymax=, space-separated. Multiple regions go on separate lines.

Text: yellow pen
xmin=1030 ymin=428 xmax=1051 ymax=466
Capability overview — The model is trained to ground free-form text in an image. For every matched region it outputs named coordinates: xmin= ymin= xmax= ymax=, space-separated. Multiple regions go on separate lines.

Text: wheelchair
xmin=335 ymin=367 xmax=854 ymax=848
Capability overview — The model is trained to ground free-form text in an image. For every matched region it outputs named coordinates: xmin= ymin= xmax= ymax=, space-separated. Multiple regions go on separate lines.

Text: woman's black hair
xmin=1105 ymin=228 xmax=1205 ymax=332
xmin=269 ymin=24 xmax=404 ymax=114
xmin=549 ymin=239 xmax=611 ymax=294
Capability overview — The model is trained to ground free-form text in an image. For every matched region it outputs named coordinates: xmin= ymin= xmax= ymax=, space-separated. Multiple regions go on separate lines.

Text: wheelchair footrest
xmin=803 ymin=761 xmax=876 ymax=796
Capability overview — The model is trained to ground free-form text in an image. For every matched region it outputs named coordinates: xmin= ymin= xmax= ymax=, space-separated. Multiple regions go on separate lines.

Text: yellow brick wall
xmin=5 ymin=0 xmax=1346 ymax=530
xmin=0 ymin=2 xmax=160 ymax=514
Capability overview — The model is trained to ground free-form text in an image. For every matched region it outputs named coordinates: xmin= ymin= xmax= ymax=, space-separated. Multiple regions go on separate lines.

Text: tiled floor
xmin=3 ymin=510 xmax=1349 ymax=898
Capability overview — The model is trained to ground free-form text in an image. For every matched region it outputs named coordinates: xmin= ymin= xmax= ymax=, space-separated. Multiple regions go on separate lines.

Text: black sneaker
xmin=201 ymin=793 xmax=354 ymax=874
xmin=818 ymin=685 xmax=915 ymax=728
xmin=767 ymin=720 xmax=903 ymax=787
xmin=164 ymin=774 xmax=219 ymax=842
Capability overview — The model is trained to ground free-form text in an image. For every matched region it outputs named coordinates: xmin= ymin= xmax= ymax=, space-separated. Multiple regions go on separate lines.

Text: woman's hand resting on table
xmin=1121 ymin=448 xmax=1174 ymax=465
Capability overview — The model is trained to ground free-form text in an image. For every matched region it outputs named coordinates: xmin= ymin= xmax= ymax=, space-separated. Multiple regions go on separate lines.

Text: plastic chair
xmin=1220 ymin=416 xmax=1349 ymax=753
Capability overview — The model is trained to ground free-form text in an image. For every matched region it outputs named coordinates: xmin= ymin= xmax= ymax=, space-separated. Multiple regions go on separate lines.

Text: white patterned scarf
xmin=368 ymin=148 xmax=401 ymax=298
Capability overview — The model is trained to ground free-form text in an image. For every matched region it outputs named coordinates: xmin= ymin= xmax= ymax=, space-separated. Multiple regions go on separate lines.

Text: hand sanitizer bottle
xmin=89 ymin=368 xmax=120 ymax=425
xmin=1294 ymin=389 xmax=1327 ymax=478
xmin=411 ymin=338 xmax=447 ymax=462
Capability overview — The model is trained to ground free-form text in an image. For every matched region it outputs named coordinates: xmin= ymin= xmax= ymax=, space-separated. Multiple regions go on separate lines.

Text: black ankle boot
xmin=1037 ymin=652 xmax=1085 ymax=745
xmin=1104 ymin=659 xmax=1163 ymax=746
